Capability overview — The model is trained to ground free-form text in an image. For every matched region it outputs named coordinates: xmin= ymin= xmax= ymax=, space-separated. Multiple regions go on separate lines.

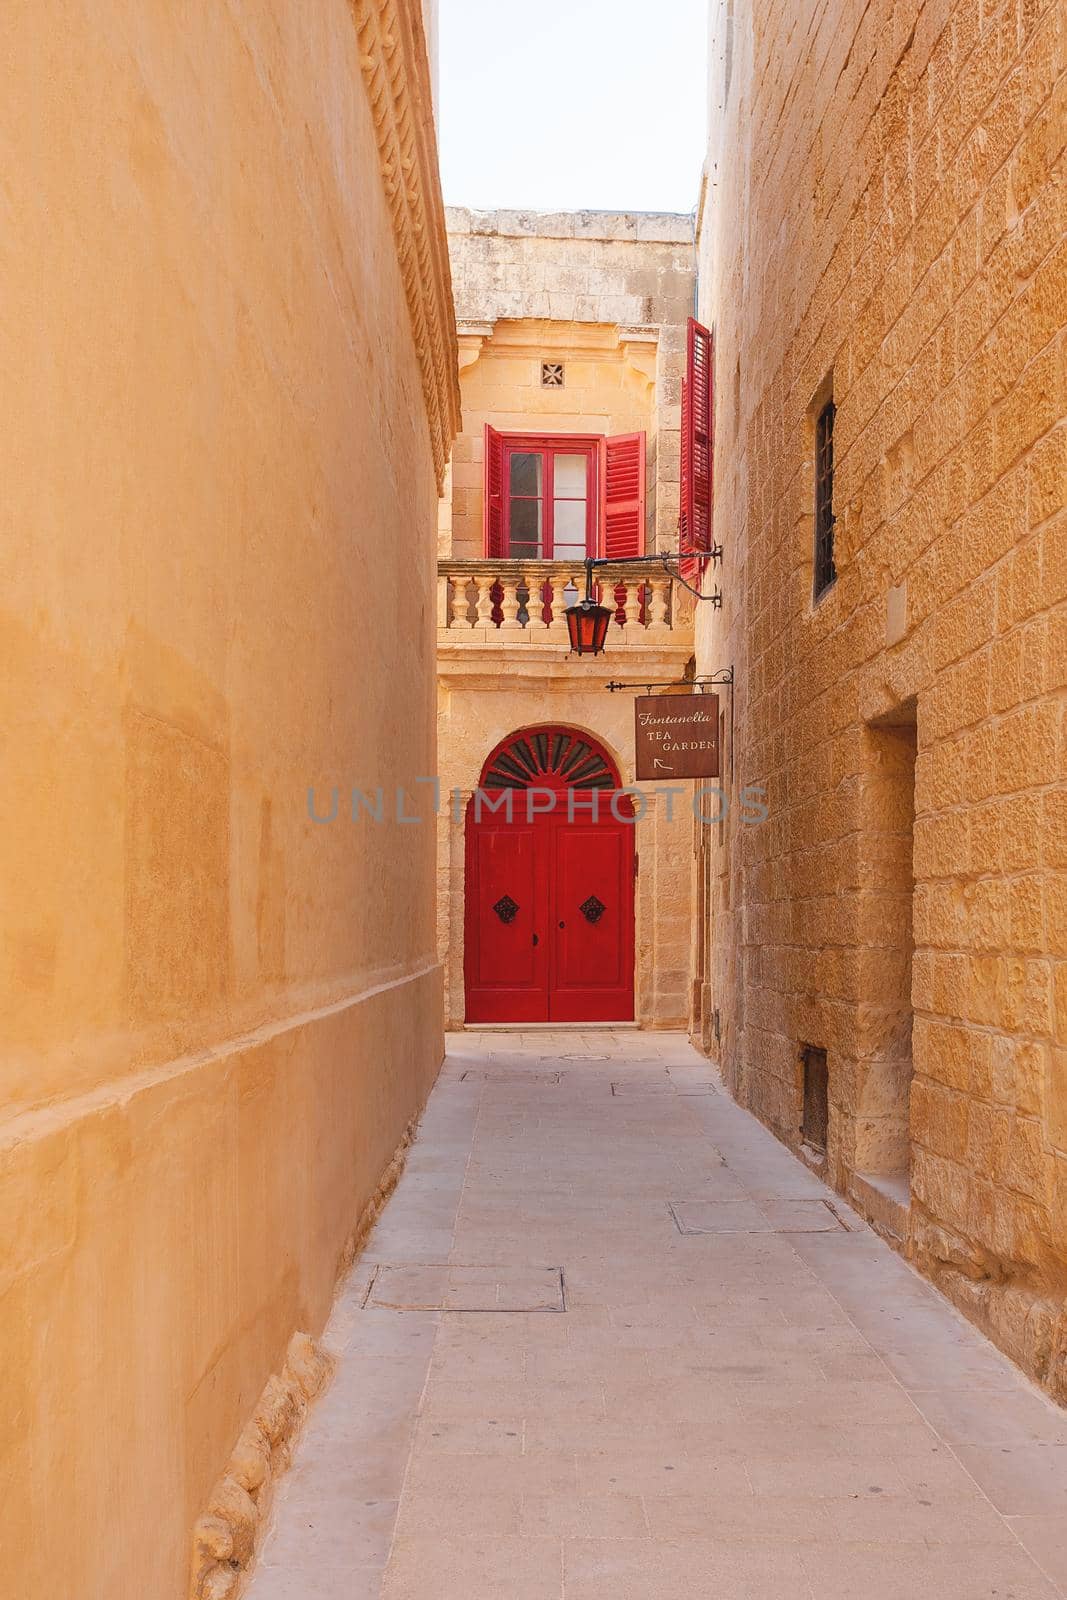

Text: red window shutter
xmin=483 ymin=423 xmax=505 ymax=556
xmin=599 ymin=432 xmax=646 ymax=558
xmin=680 ymin=317 xmax=713 ymax=571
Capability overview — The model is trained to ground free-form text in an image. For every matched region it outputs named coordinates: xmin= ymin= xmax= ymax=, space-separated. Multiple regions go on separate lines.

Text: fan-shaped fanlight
xmin=483 ymin=729 xmax=617 ymax=792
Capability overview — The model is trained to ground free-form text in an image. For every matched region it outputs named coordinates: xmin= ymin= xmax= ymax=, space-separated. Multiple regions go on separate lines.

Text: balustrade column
xmin=623 ymin=579 xmax=643 ymax=634
xmin=525 ymin=570 xmax=550 ymax=632
xmin=449 ymin=573 xmax=471 ymax=628
xmin=474 ymin=574 xmax=495 ymax=629
xmin=648 ymin=575 xmax=670 ymax=631
xmin=548 ymin=569 xmax=574 ymax=639
xmin=499 ymin=574 xmax=522 ymax=631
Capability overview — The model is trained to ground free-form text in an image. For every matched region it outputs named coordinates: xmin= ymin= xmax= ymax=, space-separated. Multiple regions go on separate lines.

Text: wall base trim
xmin=188 ymin=1112 xmax=422 ymax=1600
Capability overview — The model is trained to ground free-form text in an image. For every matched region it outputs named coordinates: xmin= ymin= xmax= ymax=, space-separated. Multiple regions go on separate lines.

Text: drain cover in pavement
xmin=460 ymin=1070 xmax=562 ymax=1083
xmin=364 ymin=1264 xmax=566 ymax=1311
xmin=668 ymin=1199 xmax=851 ymax=1234
xmin=610 ymin=1080 xmax=674 ymax=1096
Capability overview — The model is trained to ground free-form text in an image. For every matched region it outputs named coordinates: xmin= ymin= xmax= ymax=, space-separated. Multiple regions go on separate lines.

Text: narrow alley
xmin=248 ymin=1034 xmax=1067 ymax=1600
xmin=6 ymin=0 xmax=1064 ymax=1591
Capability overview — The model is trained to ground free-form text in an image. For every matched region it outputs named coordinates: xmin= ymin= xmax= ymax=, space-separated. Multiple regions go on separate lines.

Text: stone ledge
xmin=447 ymin=205 xmax=694 ymax=245
xmin=436 ymin=633 xmax=695 ymax=649
xmin=438 ymin=639 xmax=694 ymax=672
xmin=437 ymin=652 xmax=696 ymax=695
xmin=848 ymin=1170 xmax=912 ymax=1243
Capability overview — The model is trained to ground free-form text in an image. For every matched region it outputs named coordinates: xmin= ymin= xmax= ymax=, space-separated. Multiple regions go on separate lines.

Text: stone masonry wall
xmin=695 ymin=0 xmax=1066 ymax=1399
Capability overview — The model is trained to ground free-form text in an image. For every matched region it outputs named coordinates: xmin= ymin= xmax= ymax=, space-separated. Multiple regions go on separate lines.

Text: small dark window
xmin=814 ymin=398 xmax=836 ymax=599
xmin=801 ymin=1045 xmax=829 ymax=1152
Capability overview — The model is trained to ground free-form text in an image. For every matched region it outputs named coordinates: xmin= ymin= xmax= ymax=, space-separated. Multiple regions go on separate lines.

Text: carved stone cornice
xmin=617 ymin=325 xmax=659 ymax=386
xmin=457 ymin=323 xmax=494 ymax=373
xmin=354 ymin=0 xmax=461 ymax=488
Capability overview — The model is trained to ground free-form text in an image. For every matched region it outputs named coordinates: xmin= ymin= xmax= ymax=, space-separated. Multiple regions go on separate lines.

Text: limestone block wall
xmin=445 ymin=209 xmax=695 ymax=555
xmin=695 ymin=0 xmax=1066 ymax=1399
xmin=0 ymin=2 xmax=455 ymax=1595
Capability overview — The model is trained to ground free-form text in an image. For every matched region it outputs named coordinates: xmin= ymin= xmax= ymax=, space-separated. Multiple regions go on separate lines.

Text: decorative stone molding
xmin=353 ymin=0 xmax=460 ymax=488
xmin=457 ymin=325 xmax=494 ymax=374
xmin=617 ymin=325 xmax=659 ymax=387
xmin=188 ymin=1113 xmax=421 ymax=1599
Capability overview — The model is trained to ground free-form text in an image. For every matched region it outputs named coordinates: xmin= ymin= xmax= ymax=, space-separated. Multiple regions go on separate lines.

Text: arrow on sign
xmin=653 ymin=758 xmax=675 ymax=771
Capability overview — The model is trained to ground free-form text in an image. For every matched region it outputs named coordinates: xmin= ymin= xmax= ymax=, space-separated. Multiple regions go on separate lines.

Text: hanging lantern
xmin=564 ymin=595 xmax=612 ymax=656
xmin=565 ymin=559 xmax=613 ymax=655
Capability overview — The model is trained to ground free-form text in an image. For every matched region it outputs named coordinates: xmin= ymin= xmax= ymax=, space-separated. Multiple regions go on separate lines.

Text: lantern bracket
xmin=581 ymin=552 xmax=722 ymax=605
xmin=564 ymin=553 xmax=725 ymax=656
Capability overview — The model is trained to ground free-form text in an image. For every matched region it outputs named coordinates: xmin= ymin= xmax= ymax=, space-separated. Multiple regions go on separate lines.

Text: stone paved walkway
xmin=247 ymin=1032 xmax=1067 ymax=1599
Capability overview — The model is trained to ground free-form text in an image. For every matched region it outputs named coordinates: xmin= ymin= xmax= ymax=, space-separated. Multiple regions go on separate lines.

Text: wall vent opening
xmin=801 ymin=1045 xmax=829 ymax=1153
xmin=541 ymin=361 xmax=565 ymax=388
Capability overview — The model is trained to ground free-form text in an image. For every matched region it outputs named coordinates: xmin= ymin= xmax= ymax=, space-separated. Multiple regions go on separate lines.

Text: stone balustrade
xmin=437 ymin=558 xmax=682 ymax=641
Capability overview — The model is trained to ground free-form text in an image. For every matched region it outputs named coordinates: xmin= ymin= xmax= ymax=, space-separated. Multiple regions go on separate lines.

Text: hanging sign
xmin=634 ymin=693 xmax=720 ymax=780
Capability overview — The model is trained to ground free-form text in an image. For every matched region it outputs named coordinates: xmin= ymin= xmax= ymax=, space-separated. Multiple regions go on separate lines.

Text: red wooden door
xmin=465 ymin=820 xmax=550 ymax=1022
xmin=550 ymin=823 xmax=634 ymax=1022
xmin=464 ymin=729 xmax=635 ymax=1024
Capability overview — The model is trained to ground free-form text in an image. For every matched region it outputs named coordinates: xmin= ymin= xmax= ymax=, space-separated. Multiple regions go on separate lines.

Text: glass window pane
xmin=553 ymin=543 xmax=587 ymax=565
xmin=509 ymin=498 xmax=542 ymax=554
xmin=509 ymin=452 xmax=542 ymax=497
xmin=553 ymin=499 xmax=587 ymax=542
xmin=510 ymin=543 xmax=539 ymax=563
xmin=553 ymin=453 xmax=587 ymax=496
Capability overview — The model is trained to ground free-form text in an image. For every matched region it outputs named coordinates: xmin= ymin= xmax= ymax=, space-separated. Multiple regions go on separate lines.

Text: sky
xmin=437 ymin=0 xmax=709 ymax=215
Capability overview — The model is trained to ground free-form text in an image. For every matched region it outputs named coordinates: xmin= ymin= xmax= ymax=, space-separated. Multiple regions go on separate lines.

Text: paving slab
xmin=247 ymin=1031 xmax=1067 ymax=1600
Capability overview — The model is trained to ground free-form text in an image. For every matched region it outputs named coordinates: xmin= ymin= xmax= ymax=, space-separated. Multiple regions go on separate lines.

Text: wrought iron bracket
xmin=605 ymin=667 xmax=734 ymax=694
xmin=582 ymin=551 xmax=724 ymax=605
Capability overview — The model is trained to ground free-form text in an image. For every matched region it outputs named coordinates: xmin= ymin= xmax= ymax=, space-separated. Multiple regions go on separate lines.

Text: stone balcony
xmin=437 ymin=558 xmax=694 ymax=683
xmin=437 ymin=557 xmax=695 ymax=686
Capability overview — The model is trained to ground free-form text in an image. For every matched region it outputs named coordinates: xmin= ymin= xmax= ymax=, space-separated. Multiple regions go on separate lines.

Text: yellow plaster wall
xmin=0 ymin=2 xmax=445 ymax=1593
xmin=696 ymin=0 xmax=1066 ymax=1398
xmin=449 ymin=322 xmax=657 ymax=559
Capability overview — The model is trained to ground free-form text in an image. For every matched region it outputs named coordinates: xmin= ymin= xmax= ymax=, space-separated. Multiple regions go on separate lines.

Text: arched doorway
xmin=464 ymin=727 xmax=635 ymax=1023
